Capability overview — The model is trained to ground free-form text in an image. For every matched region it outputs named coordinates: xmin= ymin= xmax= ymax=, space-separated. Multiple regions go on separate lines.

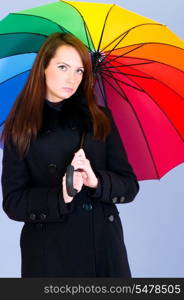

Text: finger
xmin=74 ymin=169 xmax=83 ymax=173
xmin=73 ymin=173 xmax=84 ymax=189
xmin=72 ymin=163 xmax=88 ymax=172
xmin=78 ymin=148 xmax=85 ymax=154
xmin=71 ymin=157 xmax=85 ymax=165
xmin=72 ymin=157 xmax=89 ymax=165
xmin=75 ymin=149 xmax=86 ymax=157
xmin=71 ymin=160 xmax=87 ymax=170
xmin=81 ymin=172 xmax=88 ymax=179
xmin=72 ymin=157 xmax=85 ymax=162
xmin=74 ymin=171 xmax=83 ymax=176
xmin=74 ymin=154 xmax=85 ymax=160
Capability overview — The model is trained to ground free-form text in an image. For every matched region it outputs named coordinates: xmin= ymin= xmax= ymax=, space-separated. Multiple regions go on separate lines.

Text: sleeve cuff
xmin=58 ymin=190 xmax=74 ymax=215
xmin=86 ymin=177 xmax=102 ymax=198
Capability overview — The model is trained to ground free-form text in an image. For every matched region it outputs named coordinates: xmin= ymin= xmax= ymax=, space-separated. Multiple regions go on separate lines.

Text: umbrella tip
xmin=89 ymin=51 xmax=106 ymax=73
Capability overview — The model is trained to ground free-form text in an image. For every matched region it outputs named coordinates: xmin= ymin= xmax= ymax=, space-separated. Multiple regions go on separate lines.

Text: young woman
xmin=1 ymin=32 xmax=139 ymax=277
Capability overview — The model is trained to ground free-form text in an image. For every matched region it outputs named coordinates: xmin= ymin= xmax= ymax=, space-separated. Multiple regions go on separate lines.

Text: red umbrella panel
xmin=97 ymin=49 xmax=184 ymax=180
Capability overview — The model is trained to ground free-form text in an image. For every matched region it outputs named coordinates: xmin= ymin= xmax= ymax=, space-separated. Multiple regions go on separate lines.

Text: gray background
xmin=0 ymin=0 xmax=183 ymax=277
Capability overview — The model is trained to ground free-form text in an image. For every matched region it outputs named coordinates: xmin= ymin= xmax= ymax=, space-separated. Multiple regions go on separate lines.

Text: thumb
xmin=81 ymin=171 xmax=87 ymax=179
xmin=76 ymin=148 xmax=86 ymax=157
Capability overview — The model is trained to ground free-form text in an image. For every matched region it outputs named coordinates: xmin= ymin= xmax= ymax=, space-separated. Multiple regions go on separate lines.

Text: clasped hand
xmin=71 ymin=148 xmax=98 ymax=189
xmin=63 ymin=149 xmax=98 ymax=202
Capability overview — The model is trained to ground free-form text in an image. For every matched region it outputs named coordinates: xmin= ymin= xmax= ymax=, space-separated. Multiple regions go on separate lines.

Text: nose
xmin=66 ymin=70 xmax=76 ymax=84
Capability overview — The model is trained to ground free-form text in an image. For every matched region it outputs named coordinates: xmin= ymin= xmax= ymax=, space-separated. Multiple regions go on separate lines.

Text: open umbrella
xmin=0 ymin=0 xmax=184 ymax=181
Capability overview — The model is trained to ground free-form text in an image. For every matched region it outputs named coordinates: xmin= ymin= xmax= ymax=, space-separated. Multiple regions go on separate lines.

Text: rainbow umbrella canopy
xmin=0 ymin=0 xmax=184 ymax=181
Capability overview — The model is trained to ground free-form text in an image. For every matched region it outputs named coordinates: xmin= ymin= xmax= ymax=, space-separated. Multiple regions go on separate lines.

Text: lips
xmin=63 ymin=87 xmax=73 ymax=92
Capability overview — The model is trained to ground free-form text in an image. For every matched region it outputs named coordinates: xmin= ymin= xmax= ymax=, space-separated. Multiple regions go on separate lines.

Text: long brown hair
xmin=0 ymin=32 xmax=111 ymax=158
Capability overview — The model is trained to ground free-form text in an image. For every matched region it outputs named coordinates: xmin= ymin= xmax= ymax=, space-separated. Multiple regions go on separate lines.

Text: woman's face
xmin=44 ymin=45 xmax=84 ymax=102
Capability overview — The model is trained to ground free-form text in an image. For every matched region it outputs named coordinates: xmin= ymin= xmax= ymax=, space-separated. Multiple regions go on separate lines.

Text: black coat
xmin=1 ymin=94 xmax=139 ymax=277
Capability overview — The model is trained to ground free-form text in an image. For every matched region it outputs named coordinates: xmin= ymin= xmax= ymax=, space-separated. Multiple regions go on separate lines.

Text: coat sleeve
xmin=87 ymin=107 xmax=139 ymax=204
xmin=1 ymin=139 xmax=73 ymax=223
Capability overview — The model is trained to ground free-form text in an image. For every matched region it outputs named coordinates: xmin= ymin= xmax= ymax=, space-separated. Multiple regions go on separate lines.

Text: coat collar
xmin=42 ymin=92 xmax=93 ymax=133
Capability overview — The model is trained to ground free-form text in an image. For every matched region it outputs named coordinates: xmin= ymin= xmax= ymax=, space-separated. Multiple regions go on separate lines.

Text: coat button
xmin=40 ymin=213 xmax=47 ymax=221
xmin=48 ymin=163 xmax=57 ymax=173
xmin=119 ymin=196 xmax=125 ymax=203
xmin=46 ymin=129 xmax=52 ymax=133
xmin=29 ymin=213 xmax=36 ymax=221
xmin=82 ymin=203 xmax=93 ymax=211
xmin=108 ymin=214 xmax=114 ymax=222
xmin=71 ymin=126 xmax=77 ymax=130
xmin=112 ymin=197 xmax=118 ymax=203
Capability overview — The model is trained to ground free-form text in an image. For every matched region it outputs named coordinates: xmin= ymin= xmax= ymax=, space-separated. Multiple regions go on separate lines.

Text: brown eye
xmin=58 ymin=65 xmax=66 ymax=70
xmin=77 ymin=69 xmax=84 ymax=74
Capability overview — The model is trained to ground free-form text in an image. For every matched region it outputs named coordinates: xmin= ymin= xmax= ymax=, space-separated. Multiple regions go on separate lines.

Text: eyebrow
xmin=56 ymin=61 xmax=84 ymax=69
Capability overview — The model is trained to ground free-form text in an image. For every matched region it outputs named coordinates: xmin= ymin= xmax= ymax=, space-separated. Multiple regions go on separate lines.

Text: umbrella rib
xmin=102 ymin=61 xmax=149 ymax=99
xmin=11 ymin=13 xmax=70 ymax=34
xmin=115 ymin=61 xmax=184 ymax=131
xmin=119 ymin=66 xmax=184 ymax=141
xmin=100 ymin=31 xmax=133 ymax=65
xmin=101 ymin=59 xmax=151 ymax=92
xmin=0 ymin=69 xmax=30 ymax=85
xmin=99 ymin=76 xmax=109 ymax=107
xmin=100 ymin=70 xmax=144 ymax=92
xmin=83 ymin=22 xmax=94 ymax=51
xmin=1 ymin=51 xmax=40 ymax=60
xmin=0 ymin=32 xmax=48 ymax=38
xmin=101 ymin=73 xmax=161 ymax=178
xmin=101 ymin=65 xmax=140 ymax=102
xmin=101 ymin=68 xmax=153 ymax=79
xmin=105 ymin=44 xmax=146 ymax=58
xmin=0 ymin=32 xmax=70 ymax=59
xmin=100 ymin=53 xmax=184 ymax=98
xmin=99 ymin=61 xmax=155 ymax=69
xmin=100 ymin=22 xmax=164 ymax=53
xmin=104 ymin=41 xmax=184 ymax=55
xmin=10 ymin=12 xmax=94 ymax=51
xmin=126 ymin=52 xmax=184 ymax=77
xmin=95 ymin=73 xmax=107 ymax=106
xmin=101 ymin=41 xmax=184 ymax=69
xmin=97 ymin=4 xmax=115 ymax=52
xmin=61 ymin=2 xmax=96 ymax=51
xmin=100 ymin=44 xmax=145 ymax=66
xmin=100 ymin=72 xmax=130 ymax=101
xmin=126 ymin=59 xmax=184 ymax=101
xmin=102 ymin=51 xmax=184 ymax=87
